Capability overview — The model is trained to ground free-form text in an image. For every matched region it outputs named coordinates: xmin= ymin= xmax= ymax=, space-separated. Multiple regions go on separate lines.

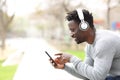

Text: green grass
xmin=64 ymin=50 xmax=85 ymax=60
xmin=0 ymin=60 xmax=18 ymax=80
xmin=0 ymin=50 xmax=85 ymax=80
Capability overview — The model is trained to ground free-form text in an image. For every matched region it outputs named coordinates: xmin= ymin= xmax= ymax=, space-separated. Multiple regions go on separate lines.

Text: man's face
xmin=68 ymin=20 xmax=86 ymax=44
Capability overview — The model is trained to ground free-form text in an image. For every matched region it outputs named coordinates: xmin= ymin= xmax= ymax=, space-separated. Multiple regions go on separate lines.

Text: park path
xmin=12 ymin=38 xmax=81 ymax=80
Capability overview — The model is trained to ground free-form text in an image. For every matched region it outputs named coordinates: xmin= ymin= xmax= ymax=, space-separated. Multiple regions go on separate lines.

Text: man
xmin=50 ymin=9 xmax=120 ymax=80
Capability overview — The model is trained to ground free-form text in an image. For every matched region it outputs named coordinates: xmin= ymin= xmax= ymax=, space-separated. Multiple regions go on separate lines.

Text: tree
xmin=0 ymin=0 xmax=15 ymax=50
xmin=106 ymin=0 xmax=120 ymax=29
xmin=45 ymin=0 xmax=85 ymax=36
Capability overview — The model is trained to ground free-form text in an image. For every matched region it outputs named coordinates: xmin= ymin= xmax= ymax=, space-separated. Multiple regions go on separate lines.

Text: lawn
xmin=0 ymin=60 xmax=18 ymax=80
xmin=0 ymin=50 xmax=85 ymax=80
xmin=64 ymin=50 xmax=85 ymax=60
xmin=0 ymin=47 xmax=18 ymax=80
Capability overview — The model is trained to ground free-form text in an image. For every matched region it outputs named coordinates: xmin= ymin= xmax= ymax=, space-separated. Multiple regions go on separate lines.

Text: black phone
xmin=45 ymin=51 xmax=57 ymax=65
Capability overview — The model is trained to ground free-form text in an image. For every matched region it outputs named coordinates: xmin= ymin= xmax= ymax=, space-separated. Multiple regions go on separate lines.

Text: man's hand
xmin=50 ymin=53 xmax=72 ymax=69
xmin=55 ymin=53 xmax=72 ymax=64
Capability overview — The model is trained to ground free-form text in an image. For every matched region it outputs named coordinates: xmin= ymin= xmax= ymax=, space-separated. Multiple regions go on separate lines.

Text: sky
xmin=7 ymin=0 xmax=117 ymax=17
xmin=7 ymin=0 xmax=46 ymax=16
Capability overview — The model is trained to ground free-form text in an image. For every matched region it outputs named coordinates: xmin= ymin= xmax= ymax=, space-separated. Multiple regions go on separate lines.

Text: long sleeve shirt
xmin=64 ymin=30 xmax=120 ymax=80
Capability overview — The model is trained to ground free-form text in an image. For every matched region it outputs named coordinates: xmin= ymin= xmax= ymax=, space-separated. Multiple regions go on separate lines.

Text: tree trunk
xmin=106 ymin=0 xmax=111 ymax=29
xmin=1 ymin=29 xmax=6 ymax=50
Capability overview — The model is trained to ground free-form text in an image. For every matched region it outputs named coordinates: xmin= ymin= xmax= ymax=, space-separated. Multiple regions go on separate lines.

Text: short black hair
xmin=66 ymin=9 xmax=94 ymax=29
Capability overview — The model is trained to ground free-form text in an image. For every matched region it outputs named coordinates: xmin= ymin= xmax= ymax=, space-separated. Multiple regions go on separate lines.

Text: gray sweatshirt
xmin=64 ymin=30 xmax=120 ymax=80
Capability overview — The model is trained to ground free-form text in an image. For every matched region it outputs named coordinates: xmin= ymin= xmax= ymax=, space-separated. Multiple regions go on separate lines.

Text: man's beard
xmin=75 ymin=38 xmax=82 ymax=44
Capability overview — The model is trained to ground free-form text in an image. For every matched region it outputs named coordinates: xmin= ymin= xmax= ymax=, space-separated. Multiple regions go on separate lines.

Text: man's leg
xmin=115 ymin=76 xmax=120 ymax=80
xmin=105 ymin=76 xmax=115 ymax=80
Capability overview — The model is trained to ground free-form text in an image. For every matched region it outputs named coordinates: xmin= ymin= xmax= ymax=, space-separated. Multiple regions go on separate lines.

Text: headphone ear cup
xmin=79 ymin=21 xmax=89 ymax=31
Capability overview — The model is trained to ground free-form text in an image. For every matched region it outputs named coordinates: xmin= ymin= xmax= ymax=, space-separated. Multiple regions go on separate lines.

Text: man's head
xmin=66 ymin=9 xmax=95 ymax=44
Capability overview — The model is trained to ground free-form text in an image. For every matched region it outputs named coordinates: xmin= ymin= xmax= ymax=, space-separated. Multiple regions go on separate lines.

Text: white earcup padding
xmin=79 ymin=21 xmax=89 ymax=31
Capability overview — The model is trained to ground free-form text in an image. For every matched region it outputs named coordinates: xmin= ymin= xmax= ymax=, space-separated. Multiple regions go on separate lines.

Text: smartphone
xmin=45 ymin=51 xmax=57 ymax=66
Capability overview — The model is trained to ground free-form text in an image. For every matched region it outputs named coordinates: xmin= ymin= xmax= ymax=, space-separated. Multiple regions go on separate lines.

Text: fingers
xmin=49 ymin=59 xmax=65 ymax=69
xmin=55 ymin=53 xmax=63 ymax=60
xmin=49 ymin=59 xmax=55 ymax=64
xmin=49 ymin=59 xmax=57 ymax=66
xmin=55 ymin=53 xmax=67 ymax=64
xmin=55 ymin=53 xmax=63 ymax=56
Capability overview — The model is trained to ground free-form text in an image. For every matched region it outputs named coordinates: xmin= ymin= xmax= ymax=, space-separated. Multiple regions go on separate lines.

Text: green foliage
xmin=0 ymin=60 xmax=18 ymax=80
xmin=36 ymin=24 xmax=44 ymax=30
xmin=64 ymin=50 xmax=85 ymax=60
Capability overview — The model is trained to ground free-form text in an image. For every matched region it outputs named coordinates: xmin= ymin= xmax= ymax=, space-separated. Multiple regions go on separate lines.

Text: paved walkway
xmin=12 ymin=38 xmax=81 ymax=80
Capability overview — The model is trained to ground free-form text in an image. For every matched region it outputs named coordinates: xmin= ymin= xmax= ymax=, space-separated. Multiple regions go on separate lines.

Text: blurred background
xmin=0 ymin=0 xmax=120 ymax=80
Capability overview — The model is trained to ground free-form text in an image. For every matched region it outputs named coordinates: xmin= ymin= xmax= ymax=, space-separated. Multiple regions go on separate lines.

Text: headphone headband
xmin=76 ymin=8 xmax=84 ymax=20
xmin=76 ymin=8 xmax=89 ymax=31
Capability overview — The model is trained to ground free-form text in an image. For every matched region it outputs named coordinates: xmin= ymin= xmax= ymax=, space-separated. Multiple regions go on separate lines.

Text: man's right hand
xmin=55 ymin=53 xmax=72 ymax=64
xmin=49 ymin=53 xmax=72 ymax=69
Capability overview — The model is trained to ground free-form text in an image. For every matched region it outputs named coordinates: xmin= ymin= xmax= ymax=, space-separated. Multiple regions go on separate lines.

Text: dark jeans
xmin=105 ymin=76 xmax=120 ymax=80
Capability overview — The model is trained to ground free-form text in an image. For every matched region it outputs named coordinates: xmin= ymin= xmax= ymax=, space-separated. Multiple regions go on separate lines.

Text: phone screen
xmin=45 ymin=51 xmax=57 ymax=65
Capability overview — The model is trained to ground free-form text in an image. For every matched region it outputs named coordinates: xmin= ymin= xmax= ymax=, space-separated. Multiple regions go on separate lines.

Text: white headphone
xmin=76 ymin=9 xmax=89 ymax=31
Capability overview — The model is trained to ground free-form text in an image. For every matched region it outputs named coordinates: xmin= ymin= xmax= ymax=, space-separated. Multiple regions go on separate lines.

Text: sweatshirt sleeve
xmin=70 ymin=46 xmax=115 ymax=80
xmin=64 ymin=57 xmax=88 ymax=80
xmin=84 ymin=45 xmax=94 ymax=66
xmin=64 ymin=45 xmax=93 ymax=80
